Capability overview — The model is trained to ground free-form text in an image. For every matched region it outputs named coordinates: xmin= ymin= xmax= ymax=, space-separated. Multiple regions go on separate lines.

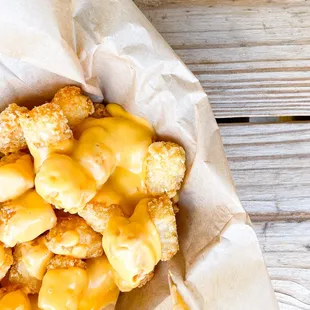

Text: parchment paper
xmin=0 ymin=0 xmax=279 ymax=309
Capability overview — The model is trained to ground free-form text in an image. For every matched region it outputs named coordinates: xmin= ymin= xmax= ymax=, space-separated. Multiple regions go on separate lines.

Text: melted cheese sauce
xmin=0 ymin=190 xmax=57 ymax=247
xmin=102 ymin=199 xmax=161 ymax=292
xmin=19 ymin=236 xmax=54 ymax=280
xmin=35 ymin=154 xmax=97 ymax=214
xmin=0 ymin=243 xmax=9 ymax=280
xmin=30 ymin=137 xmax=75 ymax=172
xmin=0 ymin=290 xmax=31 ymax=310
xmin=39 ymin=267 xmax=88 ymax=310
xmin=0 ymin=154 xmax=34 ymax=203
xmin=79 ymin=256 xmax=119 ymax=310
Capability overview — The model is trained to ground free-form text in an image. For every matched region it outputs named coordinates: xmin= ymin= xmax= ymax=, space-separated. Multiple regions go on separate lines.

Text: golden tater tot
xmin=0 ymin=152 xmax=34 ymax=203
xmin=0 ymin=286 xmax=31 ymax=309
xmin=45 ymin=215 xmax=103 ymax=259
xmin=8 ymin=264 xmax=41 ymax=294
xmin=145 ymin=142 xmax=186 ymax=198
xmin=47 ymin=255 xmax=87 ymax=270
xmin=19 ymin=102 xmax=72 ymax=149
xmin=79 ymin=256 xmax=119 ymax=310
xmin=19 ymin=102 xmax=74 ymax=171
xmin=72 ymin=127 xmax=116 ymax=189
xmin=79 ymin=197 xmax=124 ymax=234
xmin=91 ymin=103 xmax=110 ymax=118
xmin=9 ymin=236 xmax=53 ymax=293
xmin=102 ymin=199 xmax=161 ymax=292
xmin=35 ymin=154 xmax=96 ymax=214
xmin=0 ymin=103 xmax=28 ymax=155
xmin=148 ymin=195 xmax=179 ymax=261
xmin=51 ymin=86 xmax=94 ymax=127
xmin=0 ymin=243 xmax=13 ymax=281
xmin=39 ymin=258 xmax=88 ymax=310
xmin=0 ymin=190 xmax=57 ymax=247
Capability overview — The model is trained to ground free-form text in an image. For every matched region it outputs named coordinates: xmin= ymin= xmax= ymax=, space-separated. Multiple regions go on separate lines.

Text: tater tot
xmin=39 ymin=255 xmax=88 ymax=310
xmin=0 ymin=190 xmax=57 ymax=247
xmin=79 ymin=196 xmax=124 ymax=234
xmin=0 ymin=152 xmax=34 ymax=202
xmin=72 ymin=127 xmax=116 ymax=189
xmin=35 ymin=154 xmax=97 ymax=214
xmin=45 ymin=215 xmax=103 ymax=259
xmin=0 ymin=286 xmax=31 ymax=309
xmin=0 ymin=103 xmax=28 ymax=155
xmin=102 ymin=199 xmax=162 ymax=292
xmin=51 ymin=86 xmax=94 ymax=127
xmin=148 ymin=195 xmax=179 ymax=261
xmin=145 ymin=142 xmax=186 ymax=198
xmin=91 ymin=103 xmax=110 ymax=118
xmin=0 ymin=243 xmax=13 ymax=281
xmin=19 ymin=102 xmax=74 ymax=171
xmin=8 ymin=236 xmax=53 ymax=294
xmin=79 ymin=256 xmax=119 ymax=310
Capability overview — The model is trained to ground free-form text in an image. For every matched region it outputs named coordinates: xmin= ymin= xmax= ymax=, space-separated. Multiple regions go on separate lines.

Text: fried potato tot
xmin=79 ymin=195 xmax=124 ymax=234
xmin=0 ymin=190 xmax=57 ymax=247
xmin=8 ymin=236 xmax=53 ymax=294
xmin=0 ymin=285 xmax=31 ymax=309
xmin=45 ymin=215 xmax=103 ymax=259
xmin=35 ymin=154 xmax=96 ymax=214
xmin=145 ymin=142 xmax=186 ymax=198
xmin=0 ymin=103 xmax=28 ymax=155
xmin=79 ymin=256 xmax=119 ymax=310
xmin=0 ymin=243 xmax=13 ymax=281
xmin=51 ymin=86 xmax=94 ymax=127
xmin=148 ymin=195 xmax=179 ymax=261
xmin=91 ymin=103 xmax=110 ymax=118
xmin=0 ymin=152 xmax=34 ymax=203
xmin=40 ymin=255 xmax=88 ymax=310
xmin=102 ymin=199 xmax=161 ymax=292
xmin=19 ymin=102 xmax=74 ymax=170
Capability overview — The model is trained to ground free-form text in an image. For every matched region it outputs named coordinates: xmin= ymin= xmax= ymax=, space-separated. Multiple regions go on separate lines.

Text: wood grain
xmin=219 ymin=122 xmax=310 ymax=309
xmin=135 ymin=0 xmax=310 ymax=117
xmin=220 ymin=122 xmax=310 ymax=221
xmin=254 ymin=221 xmax=310 ymax=310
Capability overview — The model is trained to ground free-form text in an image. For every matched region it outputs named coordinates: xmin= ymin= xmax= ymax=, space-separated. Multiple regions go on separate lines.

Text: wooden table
xmin=135 ymin=1 xmax=310 ymax=309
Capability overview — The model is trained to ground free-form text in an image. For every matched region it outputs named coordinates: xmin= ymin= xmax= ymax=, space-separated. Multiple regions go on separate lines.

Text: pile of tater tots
xmin=0 ymin=86 xmax=186 ymax=309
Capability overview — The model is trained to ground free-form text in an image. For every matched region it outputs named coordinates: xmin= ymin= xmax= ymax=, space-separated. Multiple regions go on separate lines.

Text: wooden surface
xmin=220 ymin=123 xmax=310 ymax=310
xmin=136 ymin=0 xmax=310 ymax=118
xmin=135 ymin=1 xmax=310 ymax=309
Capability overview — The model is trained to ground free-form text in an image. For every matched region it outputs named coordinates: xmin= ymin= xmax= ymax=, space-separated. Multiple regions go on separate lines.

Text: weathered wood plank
xmin=219 ymin=122 xmax=310 ymax=221
xmin=254 ymin=221 xmax=310 ymax=310
xmin=136 ymin=0 xmax=310 ymax=117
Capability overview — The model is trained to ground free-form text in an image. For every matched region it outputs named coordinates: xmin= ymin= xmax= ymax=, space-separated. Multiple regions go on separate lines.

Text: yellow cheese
xmin=102 ymin=199 xmax=161 ymax=292
xmin=0 ymin=190 xmax=57 ymax=247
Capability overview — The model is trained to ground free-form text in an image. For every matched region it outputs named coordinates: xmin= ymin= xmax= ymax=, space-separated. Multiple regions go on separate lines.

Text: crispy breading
xmin=148 ymin=195 xmax=179 ymax=261
xmin=0 ymin=243 xmax=13 ymax=281
xmin=0 ymin=152 xmax=34 ymax=203
xmin=91 ymin=103 xmax=110 ymax=118
xmin=45 ymin=215 xmax=103 ymax=259
xmin=19 ymin=102 xmax=73 ymax=149
xmin=8 ymin=263 xmax=41 ymax=294
xmin=145 ymin=142 xmax=186 ymax=198
xmin=51 ymin=86 xmax=94 ymax=127
xmin=47 ymin=255 xmax=87 ymax=270
xmin=137 ymin=271 xmax=154 ymax=288
xmin=79 ymin=201 xmax=124 ymax=234
xmin=0 ymin=103 xmax=28 ymax=155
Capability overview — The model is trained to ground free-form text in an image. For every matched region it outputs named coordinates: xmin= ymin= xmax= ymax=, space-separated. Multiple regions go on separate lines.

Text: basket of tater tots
xmin=0 ymin=0 xmax=278 ymax=309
